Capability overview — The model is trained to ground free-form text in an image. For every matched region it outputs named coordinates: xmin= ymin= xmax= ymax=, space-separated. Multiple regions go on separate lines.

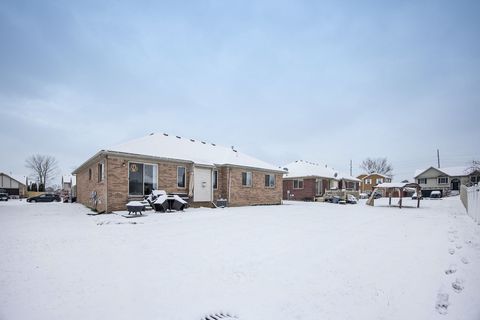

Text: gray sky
xmin=1 ymin=0 xmax=479 ymax=184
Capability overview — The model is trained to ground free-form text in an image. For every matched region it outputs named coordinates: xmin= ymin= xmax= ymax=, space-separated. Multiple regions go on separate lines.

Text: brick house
xmin=357 ymin=173 xmax=392 ymax=194
xmin=414 ymin=166 xmax=480 ymax=197
xmin=282 ymin=160 xmax=360 ymax=201
xmin=72 ymin=133 xmax=284 ymax=212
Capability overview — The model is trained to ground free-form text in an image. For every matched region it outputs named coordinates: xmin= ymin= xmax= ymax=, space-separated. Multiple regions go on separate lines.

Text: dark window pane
xmin=177 ymin=167 xmax=186 ymax=188
xmin=213 ymin=170 xmax=218 ymax=189
xmin=144 ymin=165 xmax=154 ymax=195
xmin=129 ymin=163 xmax=144 ymax=195
xmin=242 ymin=172 xmax=247 ymax=186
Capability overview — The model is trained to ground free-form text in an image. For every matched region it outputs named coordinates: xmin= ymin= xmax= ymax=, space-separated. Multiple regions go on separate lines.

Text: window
xmin=376 ymin=178 xmax=383 ymax=184
xmin=213 ymin=170 xmax=218 ymax=189
xmin=438 ymin=177 xmax=448 ymax=184
xmin=88 ymin=168 xmax=92 ymax=181
xmin=293 ymin=179 xmax=304 ymax=189
xmin=265 ymin=174 xmax=275 ymax=188
xmin=129 ymin=162 xmax=158 ymax=195
xmin=98 ymin=162 xmax=105 ymax=182
xmin=364 ymin=178 xmax=372 ymax=185
xmin=177 ymin=166 xmax=186 ymax=188
xmin=418 ymin=178 xmax=427 ymax=184
xmin=242 ymin=172 xmax=252 ymax=187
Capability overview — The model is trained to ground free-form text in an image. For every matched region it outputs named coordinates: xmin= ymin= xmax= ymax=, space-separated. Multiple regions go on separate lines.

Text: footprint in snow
xmin=435 ymin=293 xmax=449 ymax=315
xmin=455 ymin=244 xmax=463 ymax=249
xmin=449 ymin=238 xmax=455 ymax=243
xmin=448 ymin=248 xmax=455 ymax=255
xmin=461 ymin=257 xmax=469 ymax=264
xmin=445 ymin=265 xmax=457 ymax=275
xmin=452 ymin=279 xmax=464 ymax=293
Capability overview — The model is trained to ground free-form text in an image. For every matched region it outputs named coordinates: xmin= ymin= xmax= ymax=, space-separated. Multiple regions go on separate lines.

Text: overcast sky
xmin=1 ymin=0 xmax=479 ymax=184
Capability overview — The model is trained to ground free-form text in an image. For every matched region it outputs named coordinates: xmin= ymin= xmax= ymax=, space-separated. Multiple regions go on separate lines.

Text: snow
xmin=1 ymin=198 xmax=479 ymax=320
xmin=106 ymin=133 xmax=283 ymax=172
xmin=375 ymin=182 xmax=419 ymax=189
xmin=283 ymin=160 xmax=360 ymax=181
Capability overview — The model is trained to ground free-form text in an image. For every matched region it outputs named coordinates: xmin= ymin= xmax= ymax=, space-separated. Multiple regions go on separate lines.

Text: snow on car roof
xmin=106 ymin=133 xmax=282 ymax=172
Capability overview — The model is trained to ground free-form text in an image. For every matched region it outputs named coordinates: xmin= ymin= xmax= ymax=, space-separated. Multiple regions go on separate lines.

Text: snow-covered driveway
xmin=0 ymin=198 xmax=479 ymax=320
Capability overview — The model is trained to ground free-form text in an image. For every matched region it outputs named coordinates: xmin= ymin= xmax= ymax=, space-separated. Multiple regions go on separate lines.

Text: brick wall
xmin=106 ymin=156 xmax=193 ymax=211
xmin=282 ymin=178 xmax=316 ymax=200
xmin=76 ymin=155 xmax=108 ymax=212
xmin=227 ymin=167 xmax=282 ymax=206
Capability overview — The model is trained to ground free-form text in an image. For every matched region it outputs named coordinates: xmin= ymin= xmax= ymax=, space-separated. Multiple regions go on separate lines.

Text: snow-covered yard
xmin=0 ymin=198 xmax=479 ymax=320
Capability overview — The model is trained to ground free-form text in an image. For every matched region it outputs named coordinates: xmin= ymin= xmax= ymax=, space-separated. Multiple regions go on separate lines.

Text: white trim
xmin=265 ymin=173 xmax=275 ymax=188
xmin=177 ymin=166 xmax=187 ymax=189
xmin=293 ymin=179 xmax=304 ymax=189
xmin=212 ymin=169 xmax=218 ymax=190
xmin=242 ymin=171 xmax=253 ymax=187
xmin=128 ymin=161 xmax=159 ymax=196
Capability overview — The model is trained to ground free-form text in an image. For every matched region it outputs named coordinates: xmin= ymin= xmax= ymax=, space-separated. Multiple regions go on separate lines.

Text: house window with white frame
xmin=418 ymin=178 xmax=427 ymax=184
xmin=364 ymin=178 xmax=372 ymax=185
xmin=212 ymin=170 xmax=218 ymax=189
xmin=293 ymin=179 xmax=304 ymax=189
xmin=177 ymin=166 xmax=186 ymax=188
xmin=129 ymin=162 xmax=158 ymax=195
xmin=376 ymin=178 xmax=383 ymax=184
xmin=242 ymin=172 xmax=252 ymax=187
xmin=438 ymin=176 xmax=448 ymax=184
xmin=98 ymin=162 xmax=105 ymax=182
xmin=265 ymin=174 xmax=275 ymax=188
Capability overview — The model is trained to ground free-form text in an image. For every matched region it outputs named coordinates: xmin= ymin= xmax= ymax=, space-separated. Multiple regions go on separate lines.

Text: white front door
xmin=193 ymin=167 xmax=213 ymax=202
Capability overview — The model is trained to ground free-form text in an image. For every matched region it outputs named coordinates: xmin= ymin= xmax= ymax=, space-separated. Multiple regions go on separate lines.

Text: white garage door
xmin=193 ymin=167 xmax=213 ymax=202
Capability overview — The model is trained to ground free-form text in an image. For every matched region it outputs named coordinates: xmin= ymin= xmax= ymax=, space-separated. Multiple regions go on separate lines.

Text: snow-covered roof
xmin=104 ymin=133 xmax=283 ymax=172
xmin=360 ymin=172 xmax=391 ymax=179
xmin=283 ymin=160 xmax=338 ymax=179
xmin=414 ymin=166 xmax=472 ymax=178
xmin=282 ymin=160 xmax=360 ymax=182
xmin=0 ymin=172 xmax=27 ymax=186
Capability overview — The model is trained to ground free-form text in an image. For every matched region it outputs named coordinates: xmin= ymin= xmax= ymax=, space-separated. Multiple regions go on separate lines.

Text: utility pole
xmin=437 ymin=149 xmax=440 ymax=168
xmin=350 ymin=160 xmax=353 ymax=176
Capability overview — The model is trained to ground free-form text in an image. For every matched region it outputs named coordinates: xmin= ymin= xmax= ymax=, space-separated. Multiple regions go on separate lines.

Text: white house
xmin=414 ymin=166 xmax=480 ymax=197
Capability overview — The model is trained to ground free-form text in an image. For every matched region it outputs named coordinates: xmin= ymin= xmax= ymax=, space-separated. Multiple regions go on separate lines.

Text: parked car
xmin=27 ymin=194 xmax=61 ymax=203
xmin=430 ymin=191 xmax=442 ymax=199
xmin=0 ymin=193 xmax=9 ymax=201
xmin=411 ymin=192 xmax=423 ymax=200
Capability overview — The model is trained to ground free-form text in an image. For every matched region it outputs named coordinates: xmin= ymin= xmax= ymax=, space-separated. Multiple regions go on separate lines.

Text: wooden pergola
xmin=366 ymin=182 xmax=422 ymax=208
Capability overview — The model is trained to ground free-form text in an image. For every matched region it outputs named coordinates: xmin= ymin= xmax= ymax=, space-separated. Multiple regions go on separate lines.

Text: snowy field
xmin=0 ymin=197 xmax=479 ymax=320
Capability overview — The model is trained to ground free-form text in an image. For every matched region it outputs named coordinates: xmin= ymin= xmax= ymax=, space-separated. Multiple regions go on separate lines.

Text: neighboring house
xmin=357 ymin=173 xmax=392 ymax=194
xmin=72 ymin=133 xmax=284 ymax=212
xmin=282 ymin=160 xmax=360 ymax=201
xmin=414 ymin=166 xmax=480 ymax=197
xmin=61 ymin=175 xmax=76 ymax=199
xmin=0 ymin=172 xmax=27 ymax=198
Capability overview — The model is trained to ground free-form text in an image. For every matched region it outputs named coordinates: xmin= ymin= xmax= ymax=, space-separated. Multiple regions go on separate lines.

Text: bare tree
xmin=25 ymin=155 xmax=59 ymax=187
xmin=467 ymin=160 xmax=480 ymax=174
xmin=360 ymin=157 xmax=393 ymax=177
